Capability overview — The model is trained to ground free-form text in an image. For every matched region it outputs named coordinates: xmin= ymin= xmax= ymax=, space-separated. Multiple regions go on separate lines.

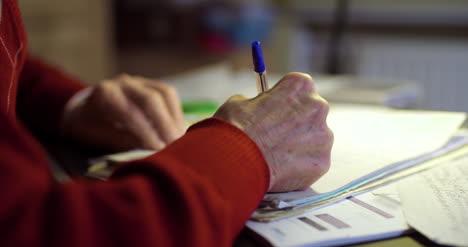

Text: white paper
xmin=100 ymin=149 xmax=156 ymax=163
xmin=264 ymin=106 xmax=466 ymax=202
xmin=398 ymin=151 xmax=468 ymax=247
xmin=248 ymin=192 xmax=409 ymax=247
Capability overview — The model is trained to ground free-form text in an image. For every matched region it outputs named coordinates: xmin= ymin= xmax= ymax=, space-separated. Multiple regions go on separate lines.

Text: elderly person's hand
xmin=214 ymin=72 xmax=333 ymax=192
xmin=61 ymin=74 xmax=185 ymax=151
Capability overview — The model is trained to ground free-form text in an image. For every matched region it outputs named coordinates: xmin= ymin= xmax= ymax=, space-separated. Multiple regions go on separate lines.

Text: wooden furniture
xmin=19 ymin=0 xmax=115 ymax=84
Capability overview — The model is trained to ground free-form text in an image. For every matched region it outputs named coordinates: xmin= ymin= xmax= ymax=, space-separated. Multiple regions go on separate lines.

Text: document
xmin=87 ymin=150 xmax=156 ymax=179
xmin=398 ymin=150 xmax=468 ymax=247
xmin=247 ymin=192 xmax=409 ymax=247
xmin=247 ymin=135 xmax=468 ymax=246
xmin=254 ymin=106 xmax=466 ymax=221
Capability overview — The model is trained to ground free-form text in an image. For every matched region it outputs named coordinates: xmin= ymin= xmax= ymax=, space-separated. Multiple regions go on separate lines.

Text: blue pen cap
xmin=252 ymin=41 xmax=266 ymax=73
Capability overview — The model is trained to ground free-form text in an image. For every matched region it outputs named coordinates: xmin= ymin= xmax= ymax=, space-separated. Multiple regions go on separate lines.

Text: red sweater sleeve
xmin=0 ymin=114 xmax=269 ymax=247
xmin=16 ymin=56 xmax=86 ymax=136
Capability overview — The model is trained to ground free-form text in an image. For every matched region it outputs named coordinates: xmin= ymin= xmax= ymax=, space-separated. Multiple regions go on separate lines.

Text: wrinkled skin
xmin=214 ymin=72 xmax=333 ymax=192
xmin=62 ymin=74 xmax=185 ymax=151
xmin=62 ymin=72 xmax=333 ymax=193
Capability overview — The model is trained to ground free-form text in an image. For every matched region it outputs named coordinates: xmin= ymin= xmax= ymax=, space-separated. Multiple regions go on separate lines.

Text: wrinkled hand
xmin=61 ymin=74 xmax=185 ymax=151
xmin=214 ymin=73 xmax=333 ymax=192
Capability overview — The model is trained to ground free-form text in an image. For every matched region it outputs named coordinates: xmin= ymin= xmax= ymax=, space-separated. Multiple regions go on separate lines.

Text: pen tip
xmin=252 ymin=41 xmax=266 ymax=73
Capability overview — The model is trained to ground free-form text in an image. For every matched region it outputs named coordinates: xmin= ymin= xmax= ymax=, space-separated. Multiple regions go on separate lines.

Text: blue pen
xmin=252 ymin=41 xmax=269 ymax=93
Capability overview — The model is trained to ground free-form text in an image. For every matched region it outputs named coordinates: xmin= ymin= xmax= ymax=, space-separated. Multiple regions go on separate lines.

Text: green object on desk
xmin=182 ymin=101 xmax=219 ymax=114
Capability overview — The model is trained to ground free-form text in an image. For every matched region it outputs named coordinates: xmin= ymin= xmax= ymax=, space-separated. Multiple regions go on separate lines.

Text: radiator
xmin=352 ymin=36 xmax=468 ymax=112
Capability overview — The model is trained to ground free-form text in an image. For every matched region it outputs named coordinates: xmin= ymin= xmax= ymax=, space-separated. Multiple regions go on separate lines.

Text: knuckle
xmin=321 ymin=99 xmax=331 ymax=115
xmin=146 ymin=82 xmax=179 ymax=100
xmin=151 ymin=91 xmax=164 ymax=102
xmin=161 ymin=84 xmax=178 ymax=98
xmin=283 ymin=72 xmax=315 ymax=92
xmin=142 ymin=92 xmax=163 ymax=109
xmin=90 ymin=82 xmax=121 ymax=110
xmin=120 ymin=77 xmax=134 ymax=87
xmin=229 ymin=94 xmax=247 ymax=102
xmin=287 ymin=76 xmax=306 ymax=91
xmin=116 ymin=73 xmax=131 ymax=80
xmin=93 ymin=81 xmax=114 ymax=98
xmin=313 ymin=95 xmax=330 ymax=116
xmin=325 ymin=127 xmax=334 ymax=145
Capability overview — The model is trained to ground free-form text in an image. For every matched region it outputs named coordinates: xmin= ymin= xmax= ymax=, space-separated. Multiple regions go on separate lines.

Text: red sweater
xmin=0 ymin=1 xmax=269 ymax=246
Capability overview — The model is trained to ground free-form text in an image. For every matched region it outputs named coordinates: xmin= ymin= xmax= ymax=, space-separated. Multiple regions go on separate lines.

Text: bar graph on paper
xmin=247 ymin=192 xmax=409 ymax=247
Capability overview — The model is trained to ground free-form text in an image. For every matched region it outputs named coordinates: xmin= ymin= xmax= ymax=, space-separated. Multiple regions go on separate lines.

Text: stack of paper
xmin=248 ymin=141 xmax=468 ymax=247
xmin=398 ymin=136 xmax=468 ymax=247
xmin=247 ymin=192 xmax=410 ymax=247
xmin=252 ymin=105 xmax=466 ymax=222
xmin=248 ymin=106 xmax=466 ymax=247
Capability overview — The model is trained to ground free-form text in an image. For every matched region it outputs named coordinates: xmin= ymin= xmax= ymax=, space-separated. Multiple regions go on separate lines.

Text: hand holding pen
xmin=214 ymin=41 xmax=333 ymax=192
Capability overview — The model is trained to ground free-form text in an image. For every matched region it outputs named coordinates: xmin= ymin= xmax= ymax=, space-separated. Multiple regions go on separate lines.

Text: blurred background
xmin=19 ymin=0 xmax=468 ymax=112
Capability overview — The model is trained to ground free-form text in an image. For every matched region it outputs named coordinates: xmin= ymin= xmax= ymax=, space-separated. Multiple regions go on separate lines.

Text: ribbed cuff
xmin=114 ymin=117 xmax=269 ymax=231
xmin=160 ymin=117 xmax=269 ymax=208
